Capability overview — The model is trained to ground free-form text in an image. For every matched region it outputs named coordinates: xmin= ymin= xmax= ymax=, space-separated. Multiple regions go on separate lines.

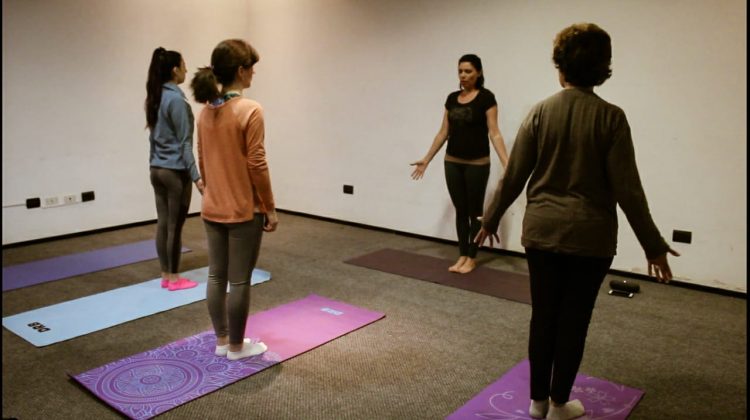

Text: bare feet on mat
xmin=457 ymin=258 xmax=476 ymax=274
xmin=529 ymin=399 xmax=549 ymax=418
xmin=449 ymin=256 xmax=468 ymax=272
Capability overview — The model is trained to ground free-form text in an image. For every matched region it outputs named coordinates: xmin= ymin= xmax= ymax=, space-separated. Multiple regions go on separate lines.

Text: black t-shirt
xmin=444 ymin=88 xmax=497 ymax=159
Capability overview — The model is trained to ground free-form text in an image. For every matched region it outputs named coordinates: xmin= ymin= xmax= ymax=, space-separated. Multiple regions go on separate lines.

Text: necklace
xmin=223 ymin=91 xmax=241 ymax=101
xmin=210 ymin=91 xmax=241 ymax=107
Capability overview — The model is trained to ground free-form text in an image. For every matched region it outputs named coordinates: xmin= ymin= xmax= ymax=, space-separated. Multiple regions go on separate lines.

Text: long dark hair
xmin=458 ymin=54 xmax=485 ymax=89
xmin=191 ymin=39 xmax=259 ymax=104
xmin=145 ymin=47 xmax=182 ymax=129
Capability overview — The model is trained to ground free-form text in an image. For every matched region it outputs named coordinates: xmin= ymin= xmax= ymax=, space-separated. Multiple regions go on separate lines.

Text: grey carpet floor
xmin=2 ymin=212 xmax=746 ymax=419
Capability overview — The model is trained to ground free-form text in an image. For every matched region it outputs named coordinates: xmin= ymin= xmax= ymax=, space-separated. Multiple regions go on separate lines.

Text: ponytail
xmin=145 ymin=47 xmax=182 ymax=129
xmin=190 ymin=67 xmax=221 ymax=103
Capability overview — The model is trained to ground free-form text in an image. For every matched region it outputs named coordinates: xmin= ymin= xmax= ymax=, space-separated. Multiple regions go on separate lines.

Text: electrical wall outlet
xmin=26 ymin=198 xmax=41 ymax=209
xmin=81 ymin=191 xmax=95 ymax=202
xmin=39 ymin=192 xmax=89 ymax=209
xmin=62 ymin=194 xmax=79 ymax=205
xmin=672 ymin=230 xmax=692 ymax=244
xmin=42 ymin=196 xmax=61 ymax=208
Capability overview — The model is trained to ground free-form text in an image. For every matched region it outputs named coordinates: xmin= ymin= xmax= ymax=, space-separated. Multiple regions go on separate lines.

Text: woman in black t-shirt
xmin=411 ymin=54 xmax=509 ymax=273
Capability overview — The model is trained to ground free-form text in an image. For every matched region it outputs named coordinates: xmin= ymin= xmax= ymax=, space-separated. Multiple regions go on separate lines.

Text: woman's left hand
xmin=195 ymin=179 xmax=205 ymax=195
xmin=647 ymin=247 xmax=680 ymax=283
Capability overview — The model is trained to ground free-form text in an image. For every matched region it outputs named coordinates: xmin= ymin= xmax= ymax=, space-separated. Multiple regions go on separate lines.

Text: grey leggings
xmin=204 ymin=216 xmax=264 ymax=344
xmin=150 ymin=167 xmax=192 ymax=273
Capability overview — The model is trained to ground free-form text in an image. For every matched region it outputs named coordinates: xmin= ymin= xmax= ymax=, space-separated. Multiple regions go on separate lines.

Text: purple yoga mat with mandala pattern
xmin=70 ymin=294 xmax=385 ymax=419
xmin=447 ymin=359 xmax=643 ymax=420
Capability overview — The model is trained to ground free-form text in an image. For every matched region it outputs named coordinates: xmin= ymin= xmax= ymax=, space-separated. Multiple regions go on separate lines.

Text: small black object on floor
xmin=608 ymin=279 xmax=640 ymax=298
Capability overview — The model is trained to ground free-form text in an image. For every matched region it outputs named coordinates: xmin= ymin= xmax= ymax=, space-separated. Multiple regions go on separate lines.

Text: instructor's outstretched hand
xmin=410 ymin=159 xmax=429 ymax=180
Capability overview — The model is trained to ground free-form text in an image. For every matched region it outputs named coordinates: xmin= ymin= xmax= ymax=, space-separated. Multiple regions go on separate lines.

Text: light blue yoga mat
xmin=2 ymin=267 xmax=271 ymax=347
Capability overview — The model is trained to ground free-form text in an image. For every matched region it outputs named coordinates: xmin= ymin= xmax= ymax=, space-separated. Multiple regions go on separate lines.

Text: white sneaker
xmin=227 ymin=341 xmax=268 ymax=361
xmin=215 ymin=338 xmax=251 ymax=357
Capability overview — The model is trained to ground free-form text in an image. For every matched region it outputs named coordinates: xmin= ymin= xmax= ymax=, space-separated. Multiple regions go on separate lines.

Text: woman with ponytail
xmin=145 ymin=47 xmax=203 ymax=291
xmin=190 ymin=39 xmax=277 ymax=361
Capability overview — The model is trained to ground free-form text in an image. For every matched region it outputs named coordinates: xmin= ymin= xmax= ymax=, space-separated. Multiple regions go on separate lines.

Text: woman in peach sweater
xmin=191 ymin=39 xmax=278 ymax=361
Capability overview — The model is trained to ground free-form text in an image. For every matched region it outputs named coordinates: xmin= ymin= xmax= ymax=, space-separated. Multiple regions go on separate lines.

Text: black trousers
xmin=444 ymin=161 xmax=490 ymax=258
xmin=525 ymin=248 xmax=613 ymax=403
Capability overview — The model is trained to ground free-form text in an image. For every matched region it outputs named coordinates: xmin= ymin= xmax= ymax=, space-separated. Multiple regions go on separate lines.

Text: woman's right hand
xmin=264 ymin=210 xmax=279 ymax=232
xmin=410 ymin=159 xmax=429 ymax=180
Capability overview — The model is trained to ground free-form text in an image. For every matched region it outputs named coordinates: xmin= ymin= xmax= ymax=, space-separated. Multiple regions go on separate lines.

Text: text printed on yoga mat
xmin=27 ymin=322 xmax=50 ymax=332
xmin=321 ymin=307 xmax=343 ymax=316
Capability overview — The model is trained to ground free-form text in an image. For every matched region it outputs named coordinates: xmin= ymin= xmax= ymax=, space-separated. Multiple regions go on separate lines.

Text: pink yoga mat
xmin=447 ymin=359 xmax=644 ymax=419
xmin=71 ymin=294 xmax=385 ymax=419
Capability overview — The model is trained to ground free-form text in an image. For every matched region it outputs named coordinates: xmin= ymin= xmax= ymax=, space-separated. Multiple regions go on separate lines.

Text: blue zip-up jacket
xmin=149 ymin=83 xmax=201 ymax=181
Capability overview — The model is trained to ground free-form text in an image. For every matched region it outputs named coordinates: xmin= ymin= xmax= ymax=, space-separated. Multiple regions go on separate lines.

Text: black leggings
xmin=150 ymin=167 xmax=192 ymax=273
xmin=525 ymin=248 xmax=613 ymax=404
xmin=444 ymin=161 xmax=490 ymax=258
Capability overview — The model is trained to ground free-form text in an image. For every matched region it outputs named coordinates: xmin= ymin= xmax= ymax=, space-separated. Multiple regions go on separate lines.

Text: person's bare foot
xmin=449 ymin=256 xmax=468 ymax=272
xmin=457 ymin=257 xmax=477 ymax=274
xmin=529 ymin=399 xmax=549 ymax=418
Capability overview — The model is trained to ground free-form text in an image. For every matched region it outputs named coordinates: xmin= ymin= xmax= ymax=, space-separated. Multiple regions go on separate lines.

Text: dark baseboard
xmin=275 ymin=208 xmax=747 ymax=299
xmin=2 ymin=209 xmax=745 ymax=299
xmin=1 ymin=213 xmax=200 ymax=249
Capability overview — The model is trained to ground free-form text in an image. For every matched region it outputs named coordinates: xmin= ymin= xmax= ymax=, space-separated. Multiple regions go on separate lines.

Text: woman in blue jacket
xmin=145 ymin=47 xmax=204 ymax=291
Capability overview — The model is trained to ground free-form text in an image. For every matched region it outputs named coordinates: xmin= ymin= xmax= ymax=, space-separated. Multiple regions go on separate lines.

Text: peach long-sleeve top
xmin=197 ymin=97 xmax=275 ymax=223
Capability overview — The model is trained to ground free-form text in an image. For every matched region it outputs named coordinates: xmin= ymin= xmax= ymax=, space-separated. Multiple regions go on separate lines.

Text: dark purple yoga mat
xmin=345 ymin=248 xmax=531 ymax=304
xmin=2 ymin=240 xmax=190 ymax=292
xmin=71 ymin=294 xmax=385 ymax=419
xmin=447 ymin=359 xmax=644 ymax=420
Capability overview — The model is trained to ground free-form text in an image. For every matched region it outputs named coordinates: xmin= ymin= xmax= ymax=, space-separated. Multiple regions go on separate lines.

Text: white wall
xmin=2 ymin=0 xmax=250 ymax=239
xmin=3 ymin=0 xmax=746 ymax=293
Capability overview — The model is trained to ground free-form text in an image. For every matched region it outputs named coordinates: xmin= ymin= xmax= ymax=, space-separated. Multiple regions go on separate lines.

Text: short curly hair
xmin=552 ymin=23 xmax=612 ymax=87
